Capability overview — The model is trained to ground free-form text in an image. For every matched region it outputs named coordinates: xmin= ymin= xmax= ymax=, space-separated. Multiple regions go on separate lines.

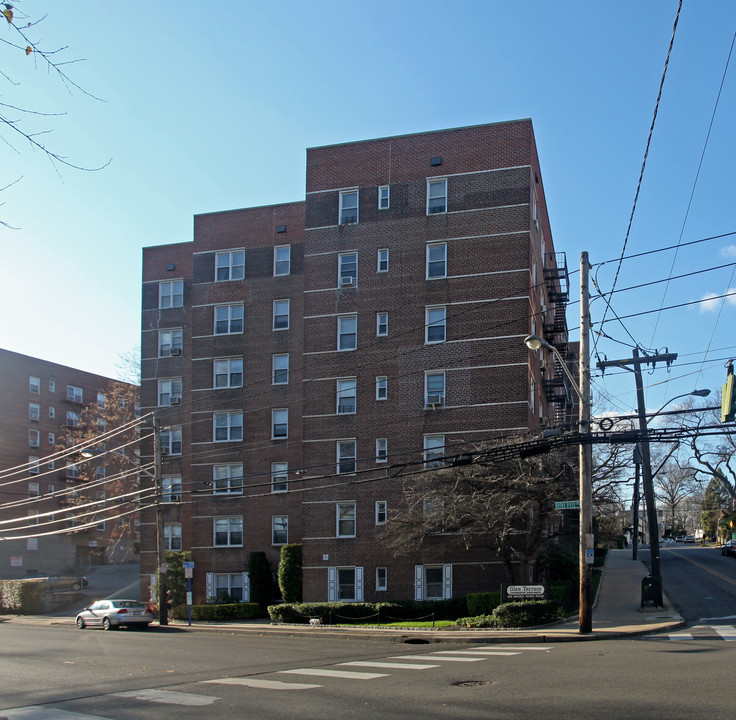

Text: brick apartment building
xmin=140 ymin=120 xmax=572 ymax=605
xmin=0 ymin=349 xmax=140 ymax=577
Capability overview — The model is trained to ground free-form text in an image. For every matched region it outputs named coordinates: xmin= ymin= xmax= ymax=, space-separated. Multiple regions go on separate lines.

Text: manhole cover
xmin=452 ymin=680 xmax=493 ymax=687
xmin=402 ymin=638 xmax=430 ymax=645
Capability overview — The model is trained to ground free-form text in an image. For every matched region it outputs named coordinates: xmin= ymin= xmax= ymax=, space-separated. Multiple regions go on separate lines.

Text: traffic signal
xmin=722 ymin=361 xmax=735 ymax=423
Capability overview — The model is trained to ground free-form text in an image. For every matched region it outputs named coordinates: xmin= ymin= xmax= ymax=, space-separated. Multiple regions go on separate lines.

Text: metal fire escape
xmin=541 ymin=252 xmax=573 ymax=425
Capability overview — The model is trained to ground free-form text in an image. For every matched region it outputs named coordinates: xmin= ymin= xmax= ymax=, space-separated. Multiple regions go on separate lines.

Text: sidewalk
xmin=3 ymin=550 xmax=685 ymax=643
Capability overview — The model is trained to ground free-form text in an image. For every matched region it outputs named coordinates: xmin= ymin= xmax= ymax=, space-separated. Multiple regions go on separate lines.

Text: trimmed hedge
xmin=466 ymin=592 xmax=501 ymax=616
xmin=268 ymin=597 xmax=467 ymax=625
xmin=171 ymin=602 xmax=260 ymax=621
xmin=0 ymin=579 xmax=45 ymax=614
xmin=457 ymin=600 xmax=565 ymax=628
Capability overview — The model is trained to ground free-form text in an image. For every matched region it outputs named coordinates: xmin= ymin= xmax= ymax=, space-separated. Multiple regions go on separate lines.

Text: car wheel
xmin=102 ymin=617 xmax=113 ymax=631
xmin=76 ymin=617 xmax=86 ymax=630
xmin=72 ymin=582 xmax=81 ymax=591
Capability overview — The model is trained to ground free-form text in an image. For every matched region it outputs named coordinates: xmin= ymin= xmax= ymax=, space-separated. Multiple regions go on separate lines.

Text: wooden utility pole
xmin=153 ymin=415 xmax=168 ymax=626
xmin=579 ymin=252 xmax=593 ymax=633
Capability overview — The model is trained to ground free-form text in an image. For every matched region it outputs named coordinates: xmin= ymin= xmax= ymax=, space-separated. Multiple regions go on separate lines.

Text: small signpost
xmin=183 ymin=562 xmax=195 ymax=626
xmin=555 ymin=500 xmax=580 ymax=510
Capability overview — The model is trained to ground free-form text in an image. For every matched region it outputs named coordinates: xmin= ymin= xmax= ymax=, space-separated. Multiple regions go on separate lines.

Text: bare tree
xmin=655 ymin=461 xmax=697 ymax=536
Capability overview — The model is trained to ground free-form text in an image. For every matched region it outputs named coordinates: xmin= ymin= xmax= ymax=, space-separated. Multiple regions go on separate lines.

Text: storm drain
xmin=452 ymin=680 xmax=493 ymax=687
xmin=401 ymin=637 xmax=430 ymax=645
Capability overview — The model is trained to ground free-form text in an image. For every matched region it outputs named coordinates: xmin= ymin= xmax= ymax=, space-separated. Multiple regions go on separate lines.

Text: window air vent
xmin=430 ymin=156 xmax=442 ymax=166
xmin=169 ymin=348 xmax=182 ymax=356
xmin=277 ymin=225 xmax=287 ymax=233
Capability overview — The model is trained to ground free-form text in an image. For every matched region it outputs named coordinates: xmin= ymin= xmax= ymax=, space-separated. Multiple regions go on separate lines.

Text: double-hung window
xmin=97 ymin=393 xmax=106 ymax=409
xmin=213 ymin=412 xmax=243 ymax=442
xmin=425 ymin=371 xmax=446 ymax=407
xmin=215 ymin=250 xmax=245 ymax=281
xmin=162 ymin=476 xmax=182 ymax=503
xmin=377 ymin=248 xmax=389 ymax=273
xmin=214 ymin=304 xmax=244 ymax=335
xmin=214 ymin=358 xmax=243 ymax=388
xmin=378 ymin=185 xmax=390 ymax=209
xmin=376 ymin=312 xmax=388 ymax=337
xmin=338 ymin=568 xmax=356 ymax=600
xmin=67 ymin=385 xmax=83 ymax=403
xmin=339 ymin=189 xmax=358 ymax=224
xmin=337 ymin=440 xmax=356 ymax=475
xmin=213 ymin=464 xmax=243 ymax=495
xmin=427 ymin=179 xmax=447 ymax=214
xmin=159 ymin=280 xmax=183 ymax=308
xmin=28 ymin=460 xmax=40 ymax=477
xmin=164 ymin=523 xmax=182 ymax=551
xmin=66 ymin=462 xmax=81 ymax=479
xmin=337 ymin=502 xmax=356 ymax=537
xmin=375 ymin=376 xmax=387 ymax=400
xmin=272 ymin=515 xmax=288 ymax=545
xmin=214 ymin=517 xmax=243 ymax=547
xmin=375 ymin=438 xmax=387 ymax=462
xmin=272 ymin=354 xmax=289 ymax=384
xmin=214 ymin=574 xmax=244 ymax=602
xmin=337 ymin=379 xmax=357 ymax=414
xmin=158 ymin=378 xmax=182 ymax=406
xmin=273 ymin=300 xmax=290 ymax=330
xmin=159 ymin=329 xmax=183 ymax=357
xmin=425 ymin=306 xmax=446 ymax=343
xmin=160 ymin=426 xmax=182 ymax=455
xmin=338 ymin=315 xmax=357 ymax=351
xmin=375 ymin=500 xmax=387 ymax=524
xmin=423 ymin=434 xmax=446 ymax=467
xmin=271 ymin=462 xmax=288 ymax=493
xmin=29 ymin=376 xmax=40 ymax=394
xmin=274 ymin=245 xmax=290 ymax=276
xmin=426 ymin=243 xmax=447 ymax=279
xmin=48 ymin=432 xmax=55 ymax=445
xmin=271 ymin=409 xmax=288 ymax=439
xmin=376 ymin=567 xmax=387 ymax=591
xmin=338 ymin=252 xmax=357 ymax=287
xmin=66 ymin=411 xmax=81 ymax=428
xmin=29 ymin=403 xmax=40 ymax=421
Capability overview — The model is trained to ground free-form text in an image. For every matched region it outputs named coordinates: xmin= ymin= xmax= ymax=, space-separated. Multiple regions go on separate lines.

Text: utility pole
xmin=153 ymin=414 xmax=168 ymax=626
xmin=579 ymin=252 xmax=593 ymax=634
xmin=632 ymin=446 xmax=641 ymax=561
xmin=597 ymin=349 xmax=677 ymax=607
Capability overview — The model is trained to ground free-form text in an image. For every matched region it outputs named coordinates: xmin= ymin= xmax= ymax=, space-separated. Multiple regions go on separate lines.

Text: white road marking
xmin=432 ymin=650 xmax=520 ymax=656
xmin=712 ymin=625 xmax=736 ymax=641
xmin=489 ymin=646 xmax=552 ymax=651
xmin=202 ymin=677 xmax=321 ymax=690
xmin=112 ymin=689 xmax=219 ymax=705
xmin=279 ymin=668 xmax=388 ymax=680
xmin=390 ymin=654 xmax=484 ymax=663
xmin=339 ymin=661 xmax=439 ymax=670
xmin=668 ymin=632 xmax=695 ymax=640
xmin=0 ymin=710 xmax=113 ymax=720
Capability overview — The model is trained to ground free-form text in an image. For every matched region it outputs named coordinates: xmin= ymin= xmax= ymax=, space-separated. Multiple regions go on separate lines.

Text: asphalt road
xmin=0 ymin=620 xmax=734 ymax=719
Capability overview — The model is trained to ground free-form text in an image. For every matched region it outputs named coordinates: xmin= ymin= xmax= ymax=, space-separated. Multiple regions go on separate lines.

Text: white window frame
xmin=272 ymin=354 xmax=289 ymax=385
xmin=376 ymin=312 xmax=388 ymax=337
xmin=338 ymin=252 xmax=358 ymax=287
xmin=426 ymin=242 xmax=447 ymax=279
xmin=214 ymin=517 xmax=243 ymax=547
xmin=48 ymin=432 xmax=55 ymax=445
xmin=29 ymin=403 xmax=40 ymax=421
xmin=162 ymin=475 xmax=183 ymax=503
xmin=49 ymin=379 xmax=56 ymax=393
xmin=214 ymin=357 xmax=243 ymax=389
xmin=375 ymin=376 xmax=387 ymax=401
xmin=214 ymin=304 xmax=244 ymax=335
xmin=423 ymin=434 xmax=446 ymax=468
xmin=158 ymin=329 xmax=183 ymax=357
xmin=424 ymin=565 xmax=448 ymax=600
xmin=337 ymin=314 xmax=357 ymax=351
xmin=375 ymin=500 xmax=387 ymax=525
xmin=97 ymin=392 xmax=106 ymax=409
xmin=378 ymin=185 xmax=390 ymax=210
xmin=273 ymin=299 xmax=290 ymax=330
xmin=215 ymin=250 xmax=245 ymax=282
xmin=336 ymin=379 xmax=357 ymax=415
xmin=49 ymin=407 xmax=55 ymax=419
xmin=272 ymin=515 xmax=288 ymax=545
xmin=271 ymin=409 xmax=288 ymax=439
xmin=210 ymin=572 xmax=248 ymax=603
xmin=375 ymin=438 xmax=387 ymax=463
xmin=337 ymin=567 xmax=358 ymax=601
xmin=427 ymin=178 xmax=447 ymax=214
xmin=339 ymin=189 xmax=358 ymax=224
xmin=337 ymin=440 xmax=357 ymax=475
xmin=213 ymin=464 xmax=243 ymax=495
xmin=28 ymin=480 xmax=40 ymax=495
xmin=159 ymin=280 xmax=184 ymax=309
xmin=274 ymin=245 xmax=291 ymax=276
xmin=160 ymin=426 xmax=182 ymax=455
xmin=213 ymin=412 xmax=243 ymax=442
xmin=377 ymin=248 xmax=389 ymax=273
xmin=65 ymin=411 xmax=80 ymax=428
xmin=376 ymin=567 xmax=387 ymax=592
xmin=425 ymin=306 xmax=446 ymax=344
xmin=66 ymin=385 xmax=83 ymax=403
xmin=29 ymin=376 xmax=40 ymax=394
xmin=271 ymin=462 xmax=288 ymax=493
xmin=158 ymin=378 xmax=182 ymax=407
xmin=28 ymin=460 xmax=40 ymax=477
xmin=425 ymin=371 xmax=446 ymax=407
xmin=336 ymin=501 xmax=357 ymax=538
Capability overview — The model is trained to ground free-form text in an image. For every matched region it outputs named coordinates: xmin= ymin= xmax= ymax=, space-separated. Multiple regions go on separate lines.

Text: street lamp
xmin=648 ymin=389 xmax=710 ymax=424
xmin=524 ymin=335 xmax=584 ymax=402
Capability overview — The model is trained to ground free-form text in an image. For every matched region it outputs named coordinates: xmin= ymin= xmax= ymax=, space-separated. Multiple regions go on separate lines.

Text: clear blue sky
xmin=1 ymin=1 xmax=735 ymax=417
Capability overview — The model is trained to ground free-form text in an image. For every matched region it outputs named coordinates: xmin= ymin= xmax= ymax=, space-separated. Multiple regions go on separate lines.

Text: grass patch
xmin=334 ymin=620 xmax=457 ymax=629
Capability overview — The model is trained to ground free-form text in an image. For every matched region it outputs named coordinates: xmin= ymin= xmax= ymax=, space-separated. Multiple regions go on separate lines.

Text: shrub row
xmin=171 ymin=602 xmax=260 ymax=621
xmin=465 ymin=592 xmax=501 ymax=616
xmin=268 ymin=598 xmax=467 ymax=625
xmin=0 ymin=579 xmax=45 ymax=614
xmin=457 ymin=600 xmax=565 ymax=628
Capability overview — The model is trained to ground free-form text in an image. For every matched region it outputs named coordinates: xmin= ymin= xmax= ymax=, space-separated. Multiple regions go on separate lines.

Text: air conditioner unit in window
xmin=341 ymin=215 xmax=357 ymax=224
xmin=340 ymin=276 xmax=356 ymax=287
xmin=169 ymin=348 xmax=182 ymax=356
xmin=167 ymin=494 xmax=180 ymax=503
xmin=159 ymin=446 xmax=169 ymax=455
xmin=426 ymin=394 xmax=444 ymax=407
xmin=170 ymin=396 xmax=182 ymax=405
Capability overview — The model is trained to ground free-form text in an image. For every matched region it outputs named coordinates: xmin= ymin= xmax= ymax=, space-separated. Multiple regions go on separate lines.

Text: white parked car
xmin=76 ymin=599 xmax=153 ymax=630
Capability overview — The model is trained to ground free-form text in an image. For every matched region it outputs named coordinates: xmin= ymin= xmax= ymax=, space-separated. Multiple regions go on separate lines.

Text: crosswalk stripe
xmin=712 ymin=625 xmax=736 ymax=641
xmin=112 ymin=689 xmax=219 ymax=706
xmin=390 ymin=654 xmax=484 ymax=663
xmin=279 ymin=668 xmax=389 ymax=680
xmin=668 ymin=632 xmax=695 ymax=640
xmin=202 ymin=678 xmax=321 ymax=690
xmin=339 ymin=661 xmax=439 ymax=670
xmin=432 ymin=650 xmax=520 ymax=656
xmin=488 ymin=646 xmax=552 ymax=651
xmin=0 ymin=709 xmax=112 ymax=720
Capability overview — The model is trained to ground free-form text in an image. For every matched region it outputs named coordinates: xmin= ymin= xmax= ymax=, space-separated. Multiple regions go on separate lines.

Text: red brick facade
xmin=140 ymin=120 xmax=570 ymax=605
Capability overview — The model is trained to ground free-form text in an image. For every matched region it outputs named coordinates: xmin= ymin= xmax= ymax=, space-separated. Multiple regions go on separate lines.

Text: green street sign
xmin=555 ymin=501 xmax=580 ymax=510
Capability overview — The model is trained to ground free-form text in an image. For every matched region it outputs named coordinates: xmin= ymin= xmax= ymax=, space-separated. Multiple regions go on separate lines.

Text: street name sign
xmin=555 ymin=501 xmax=580 ymax=510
